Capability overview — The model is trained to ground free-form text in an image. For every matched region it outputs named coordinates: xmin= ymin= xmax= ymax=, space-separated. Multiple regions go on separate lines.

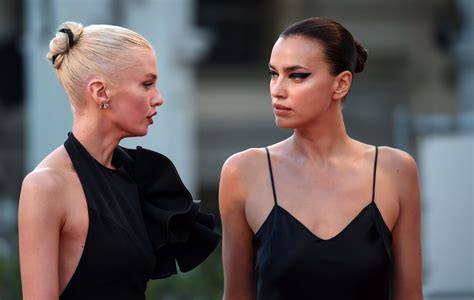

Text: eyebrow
xmin=268 ymin=64 xmax=310 ymax=72
xmin=144 ymin=74 xmax=158 ymax=80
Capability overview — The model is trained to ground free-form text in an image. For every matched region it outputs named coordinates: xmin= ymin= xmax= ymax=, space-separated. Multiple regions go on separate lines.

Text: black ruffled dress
xmin=60 ymin=133 xmax=220 ymax=300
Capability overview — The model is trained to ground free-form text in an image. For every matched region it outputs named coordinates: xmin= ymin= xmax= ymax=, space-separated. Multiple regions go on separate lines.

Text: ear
xmin=87 ymin=78 xmax=109 ymax=106
xmin=332 ymin=71 xmax=352 ymax=101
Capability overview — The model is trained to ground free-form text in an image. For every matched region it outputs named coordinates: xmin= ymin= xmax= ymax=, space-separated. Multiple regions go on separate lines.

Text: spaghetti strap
xmin=371 ymin=146 xmax=379 ymax=203
xmin=265 ymin=147 xmax=278 ymax=205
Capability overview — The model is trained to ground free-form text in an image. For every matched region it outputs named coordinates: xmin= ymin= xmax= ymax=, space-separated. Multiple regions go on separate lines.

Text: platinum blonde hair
xmin=46 ymin=21 xmax=153 ymax=107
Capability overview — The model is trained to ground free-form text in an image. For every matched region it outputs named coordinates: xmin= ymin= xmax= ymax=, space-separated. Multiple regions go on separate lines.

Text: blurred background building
xmin=0 ymin=0 xmax=472 ymax=299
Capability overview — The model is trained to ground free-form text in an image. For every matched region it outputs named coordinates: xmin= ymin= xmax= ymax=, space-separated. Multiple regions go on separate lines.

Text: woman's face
xmin=108 ymin=48 xmax=163 ymax=137
xmin=268 ymin=36 xmax=338 ymax=129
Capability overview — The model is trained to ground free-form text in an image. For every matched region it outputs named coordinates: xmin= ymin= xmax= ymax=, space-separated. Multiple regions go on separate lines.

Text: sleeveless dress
xmin=60 ymin=133 xmax=220 ymax=300
xmin=253 ymin=147 xmax=392 ymax=300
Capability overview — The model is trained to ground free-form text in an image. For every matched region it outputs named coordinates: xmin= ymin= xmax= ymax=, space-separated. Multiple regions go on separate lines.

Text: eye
xmin=289 ymin=73 xmax=311 ymax=80
xmin=143 ymin=81 xmax=154 ymax=89
xmin=267 ymin=70 xmax=278 ymax=80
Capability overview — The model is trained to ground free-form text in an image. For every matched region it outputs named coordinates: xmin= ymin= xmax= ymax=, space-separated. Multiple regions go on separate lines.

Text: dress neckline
xmin=68 ymin=132 xmax=124 ymax=173
xmin=254 ymin=201 xmax=381 ymax=240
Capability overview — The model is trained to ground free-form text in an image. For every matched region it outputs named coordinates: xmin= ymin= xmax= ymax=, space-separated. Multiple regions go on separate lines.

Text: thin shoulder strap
xmin=265 ymin=147 xmax=278 ymax=205
xmin=371 ymin=146 xmax=379 ymax=203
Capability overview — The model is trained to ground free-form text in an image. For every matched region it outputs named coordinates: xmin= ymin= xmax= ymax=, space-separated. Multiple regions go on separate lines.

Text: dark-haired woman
xmin=219 ymin=17 xmax=422 ymax=300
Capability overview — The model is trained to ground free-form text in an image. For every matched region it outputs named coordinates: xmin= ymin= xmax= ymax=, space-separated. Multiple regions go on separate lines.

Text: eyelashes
xmin=290 ymin=73 xmax=311 ymax=79
xmin=267 ymin=70 xmax=312 ymax=80
xmin=267 ymin=70 xmax=278 ymax=79
xmin=143 ymin=81 xmax=155 ymax=89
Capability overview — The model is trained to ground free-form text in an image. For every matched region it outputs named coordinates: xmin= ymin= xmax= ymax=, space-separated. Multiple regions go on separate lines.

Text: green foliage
xmin=0 ymin=247 xmax=22 ymax=300
xmin=146 ymin=245 xmax=223 ymax=300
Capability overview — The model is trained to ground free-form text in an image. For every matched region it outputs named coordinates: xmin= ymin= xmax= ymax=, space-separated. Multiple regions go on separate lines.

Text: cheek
xmin=292 ymin=83 xmax=322 ymax=108
xmin=290 ymin=81 xmax=334 ymax=121
xmin=128 ymin=104 xmax=149 ymax=124
xmin=298 ymin=79 xmax=333 ymax=104
xmin=115 ymin=94 xmax=149 ymax=121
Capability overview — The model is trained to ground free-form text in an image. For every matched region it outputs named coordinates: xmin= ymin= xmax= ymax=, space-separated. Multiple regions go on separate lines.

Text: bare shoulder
xmin=220 ymin=148 xmax=268 ymax=208
xmin=378 ymin=146 xmax=418 ymax=177
xmin=22 ymin=145 xmax=73 ymax=191
xmin=378 ymin=146 xmax=420 ymax=206
xmin=222 ymin=148 xmax=267 ymax=177
xmin=19 ymin=146 xmax=74 ymax=216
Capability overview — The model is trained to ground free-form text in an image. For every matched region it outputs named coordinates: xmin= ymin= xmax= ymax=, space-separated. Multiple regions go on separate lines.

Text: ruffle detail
xmin=119 ymin=146 xmax=221 ymax=279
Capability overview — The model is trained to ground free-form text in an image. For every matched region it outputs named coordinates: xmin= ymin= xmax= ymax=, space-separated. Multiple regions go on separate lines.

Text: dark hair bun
xmin=354 ymin=40 xmax=368 ymax=73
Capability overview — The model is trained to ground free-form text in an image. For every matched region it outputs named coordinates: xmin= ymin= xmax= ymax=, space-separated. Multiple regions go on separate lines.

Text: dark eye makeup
xmin=267 ymin=70 xmax=278 ymax=79
xmin=289 ymin=72 xmax=311 ymax=79
xmin=267 ymin=70 xmax=311 ymax=80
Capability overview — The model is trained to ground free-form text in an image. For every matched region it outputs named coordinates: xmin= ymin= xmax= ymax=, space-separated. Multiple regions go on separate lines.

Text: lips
xmin=273 ymin=103 xmax=291 ymax=110
xmin=273 ymin=103 xmax=292 ymax=116
xmin=147 ymin=111 xmax=157 ymax=124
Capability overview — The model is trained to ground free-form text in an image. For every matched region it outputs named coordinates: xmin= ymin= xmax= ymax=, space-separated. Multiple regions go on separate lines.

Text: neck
xmin=290 ymin=102 xmax=354 ymax=162
xmin=71 ymin=113 xmax=123 ymax=168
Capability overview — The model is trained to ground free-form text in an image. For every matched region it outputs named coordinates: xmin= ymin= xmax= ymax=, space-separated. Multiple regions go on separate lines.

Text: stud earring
xmin=100 ymin=101 xmax=110 ymax=109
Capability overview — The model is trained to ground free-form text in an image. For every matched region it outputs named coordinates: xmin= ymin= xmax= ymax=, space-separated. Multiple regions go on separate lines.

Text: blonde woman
xmin=18 ymin=22 xmax=220 ymax=300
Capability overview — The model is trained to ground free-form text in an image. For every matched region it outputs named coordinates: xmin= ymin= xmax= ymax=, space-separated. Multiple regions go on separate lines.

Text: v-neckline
xmin=275 ymin=201 xmax=374 ymax=242
xmin=253 ymin=200 xmax=391 ymax=242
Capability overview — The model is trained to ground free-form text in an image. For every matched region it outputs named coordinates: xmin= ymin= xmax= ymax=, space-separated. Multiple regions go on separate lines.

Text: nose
xmin=151 ymin=88 xmax=164 ymax=107
xmin=270 ymin=77 xmax=287 ymax=100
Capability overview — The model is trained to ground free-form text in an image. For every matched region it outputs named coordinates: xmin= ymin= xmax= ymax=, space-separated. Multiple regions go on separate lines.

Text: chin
xmin=137 ymin=128 xmax=148 ymax=136
xmin=126 ymin=127 xmax=148 ymax=137
xmin=275 ymin=118 xmax=298 ymax=129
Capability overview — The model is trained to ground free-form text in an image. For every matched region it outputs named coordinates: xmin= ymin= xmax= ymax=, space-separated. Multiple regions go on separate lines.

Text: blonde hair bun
xmin=47 ymin=21 xmax=84 ymax=69
xmin=46 ymin=21 xmax=153 ymax=105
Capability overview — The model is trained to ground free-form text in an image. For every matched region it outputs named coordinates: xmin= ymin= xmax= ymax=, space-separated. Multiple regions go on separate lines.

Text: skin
xmin=18 ymin=47 xmax=164 ymax=300
xmin=219 ymin=35 xmax=423 ymax=299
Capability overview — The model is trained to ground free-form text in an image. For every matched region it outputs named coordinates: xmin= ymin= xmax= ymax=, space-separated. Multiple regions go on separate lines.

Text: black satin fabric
xmin=60 ymin=133 xmax=220 ymax=300
xmin=253 ymin=147 xmax=392 ymax=300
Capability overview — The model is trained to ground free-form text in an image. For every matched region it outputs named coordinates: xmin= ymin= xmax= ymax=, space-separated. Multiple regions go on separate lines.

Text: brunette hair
xmin=280 ymin=17 xmax=367 ymax=75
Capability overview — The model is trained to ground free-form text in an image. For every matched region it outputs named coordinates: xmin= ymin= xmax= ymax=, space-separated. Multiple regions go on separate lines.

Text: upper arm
xmin=219 ymin=153 xmax=256 ymax=300
xmin=18 ymin=170 xmax=66 ymax=300
xmin=387 ymin=149 xmax=423 ymax=300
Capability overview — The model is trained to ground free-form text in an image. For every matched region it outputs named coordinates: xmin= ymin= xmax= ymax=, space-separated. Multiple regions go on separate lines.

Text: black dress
xmin=253 ymin=147 xmax=392 ymax=300
xmin=60 ymin=133 xmax=220 ymax=300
